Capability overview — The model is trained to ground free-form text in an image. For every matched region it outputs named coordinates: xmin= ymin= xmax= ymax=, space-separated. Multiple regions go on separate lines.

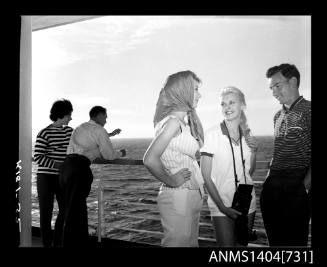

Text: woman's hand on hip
xmin=170 ymin=168 xmax=191 ymax=188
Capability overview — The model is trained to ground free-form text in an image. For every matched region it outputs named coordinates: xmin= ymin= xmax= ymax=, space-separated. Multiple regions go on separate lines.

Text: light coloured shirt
xmin=155 ymin=115 xmax=205 ymax=196
xmin=67 ymin=120 xmax=118 ymax=161
xmin=200 ymin=123 xmax=256 ymax=216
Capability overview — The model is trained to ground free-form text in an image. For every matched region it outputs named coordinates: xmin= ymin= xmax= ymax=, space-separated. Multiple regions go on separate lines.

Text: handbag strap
xmin=223 ymin=121 xmax=247 ymax=190
xmin=239 ymin=130 xmax=247 ymax=184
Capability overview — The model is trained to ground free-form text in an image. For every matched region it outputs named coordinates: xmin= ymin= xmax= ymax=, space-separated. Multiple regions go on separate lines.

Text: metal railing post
xmin=98 ymin=176 xmax=103 ymax=242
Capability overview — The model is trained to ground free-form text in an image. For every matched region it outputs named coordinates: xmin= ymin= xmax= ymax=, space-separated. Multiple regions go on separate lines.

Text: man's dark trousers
xmin=260 ymin=168 xmax=310 ymax=246
xmin=57 ymin=154 xmax=93 ymax=247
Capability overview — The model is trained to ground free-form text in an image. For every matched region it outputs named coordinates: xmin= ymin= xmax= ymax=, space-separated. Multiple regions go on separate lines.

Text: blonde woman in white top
xmin=200 ymin=86 xmax=259 ymax=246
xmin=143 ymin=70 xmax=205 ymax=247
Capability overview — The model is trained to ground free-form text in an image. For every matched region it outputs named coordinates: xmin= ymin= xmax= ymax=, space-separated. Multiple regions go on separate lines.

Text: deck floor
xmin=31 ymin=236 xmax=43 ymax=247
xmin=30 ymin=228 xmax=157 ymax=248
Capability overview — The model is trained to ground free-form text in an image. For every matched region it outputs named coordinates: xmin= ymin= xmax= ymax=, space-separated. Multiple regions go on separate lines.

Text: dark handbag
xmin=232 ymin=184 xmax=253 ymax=215
xmin=232 ymin=184 xmax=253 ymax=246
xmin=224 ymin=121 xmax=253 ymax=246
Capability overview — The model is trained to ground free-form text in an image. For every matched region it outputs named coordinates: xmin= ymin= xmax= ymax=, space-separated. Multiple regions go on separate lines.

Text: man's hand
xmin=108 ymin=128 xmax=122 ymax=137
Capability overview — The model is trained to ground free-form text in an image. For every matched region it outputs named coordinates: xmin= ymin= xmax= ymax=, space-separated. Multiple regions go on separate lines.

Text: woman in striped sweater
xmin=33 ymin=99 xmax=73 ymax=247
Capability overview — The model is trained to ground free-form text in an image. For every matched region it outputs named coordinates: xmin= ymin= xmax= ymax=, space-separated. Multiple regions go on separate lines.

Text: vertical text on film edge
xmin=16 ymin=160 xmax=22 ymax=232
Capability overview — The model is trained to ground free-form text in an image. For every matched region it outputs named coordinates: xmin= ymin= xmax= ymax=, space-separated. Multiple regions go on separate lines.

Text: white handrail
xmin=98 ymin=178 xmax=103 ymax=242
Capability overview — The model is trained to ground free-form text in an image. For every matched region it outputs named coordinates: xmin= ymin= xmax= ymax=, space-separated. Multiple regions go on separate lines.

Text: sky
xmin=32 ymin=16 xmax=311 ymax=140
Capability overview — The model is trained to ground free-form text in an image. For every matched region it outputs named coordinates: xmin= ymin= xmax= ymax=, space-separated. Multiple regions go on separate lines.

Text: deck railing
xmin=93 ymin=159 xmax=271 ymax=247
xmin=31 ymin=157 xmax=311 ymax=247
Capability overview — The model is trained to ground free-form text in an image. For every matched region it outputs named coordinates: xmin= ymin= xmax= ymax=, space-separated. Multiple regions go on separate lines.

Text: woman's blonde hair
xmin=153 ymin=70 xmax=204 ymax=145
xmin=220 ymin=86 xmax=250 ymax=135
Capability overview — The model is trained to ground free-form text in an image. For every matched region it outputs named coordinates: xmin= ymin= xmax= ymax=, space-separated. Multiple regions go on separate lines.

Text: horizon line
xmin=31 ymin=135 xmax=274 ymax=143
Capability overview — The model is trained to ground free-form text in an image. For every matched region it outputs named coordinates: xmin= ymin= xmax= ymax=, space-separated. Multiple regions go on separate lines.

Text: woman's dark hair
xmin=89 ymin=106 xmax=107 ymax=119
xmin=49 ymin=99 xmax=73 ymax=121
xmin=266 ymin=63 xmax=300 ymax=88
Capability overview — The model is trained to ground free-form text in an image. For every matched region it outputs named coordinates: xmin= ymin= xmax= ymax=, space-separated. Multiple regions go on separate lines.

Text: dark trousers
xmin=57 ymin=154 xmax=93 ymax=247
xmin=260 ymin=169 xmax=310 ymax=246
xmin=36 ymin=173 xmax=63 ymax=247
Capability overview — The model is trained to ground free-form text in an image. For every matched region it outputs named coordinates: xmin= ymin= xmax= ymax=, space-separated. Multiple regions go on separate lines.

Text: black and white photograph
xmin=8 ymin=14 xmax=313 ymax=264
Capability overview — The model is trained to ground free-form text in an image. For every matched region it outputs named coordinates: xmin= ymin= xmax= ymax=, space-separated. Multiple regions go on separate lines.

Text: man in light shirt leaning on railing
xmin=55 ymin=105 xmax=126 ymax=247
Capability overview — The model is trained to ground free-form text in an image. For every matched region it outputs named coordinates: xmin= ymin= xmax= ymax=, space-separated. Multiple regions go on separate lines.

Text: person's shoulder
xmin=301 ymin=98 xmax=311 ymax=109
xmin=86 ymin=121 xmax=108 ymax=137
xmin=163 ymin=116 xmax=182 ymax=130
xmin=167 ymin=115 xmax=183 ymax=124
xmin=274 ymin=109 xmax=282 ymax=120
xmin=155 ymin=116 xmax=182 ymax=138
xmin=63 ymin=125 xmax=74 ymax=131
xmin=275 ymin=108 xmax=283 ymax=115
xmin=203 ymin=124 xmax=221 ymax=148
xmin=300 ymin=99 xmax=311 ymax=119
xmin=303 ymin=98 xmax=311 ymax=104
xmin=156 ymin=116 xmax=182 ymax=130
xmin=72 ymin=121 xmax=90 ymax=134
xmin=37 ymin=126 xmax=48 ymax=135
xmin=91 ymin=123 xmax=107 ymax=135
xmin=36 ymin=124 xmax=52 ymax=137
xmin=204 ymin=124 xmax=222 ymax=141
xmin=78 ymin=121 xmax=94 ymax=129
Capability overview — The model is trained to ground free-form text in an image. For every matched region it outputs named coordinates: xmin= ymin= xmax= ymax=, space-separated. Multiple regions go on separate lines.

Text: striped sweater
xmin=271 ymin=96 xmax=311 ymax=170
xmin=34 ymin=124 xmax=73 ymax=175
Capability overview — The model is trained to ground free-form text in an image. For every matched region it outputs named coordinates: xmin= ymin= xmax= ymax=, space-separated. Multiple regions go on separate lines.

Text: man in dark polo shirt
xmin=260 ymin=63 xmax=311 ymax=246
